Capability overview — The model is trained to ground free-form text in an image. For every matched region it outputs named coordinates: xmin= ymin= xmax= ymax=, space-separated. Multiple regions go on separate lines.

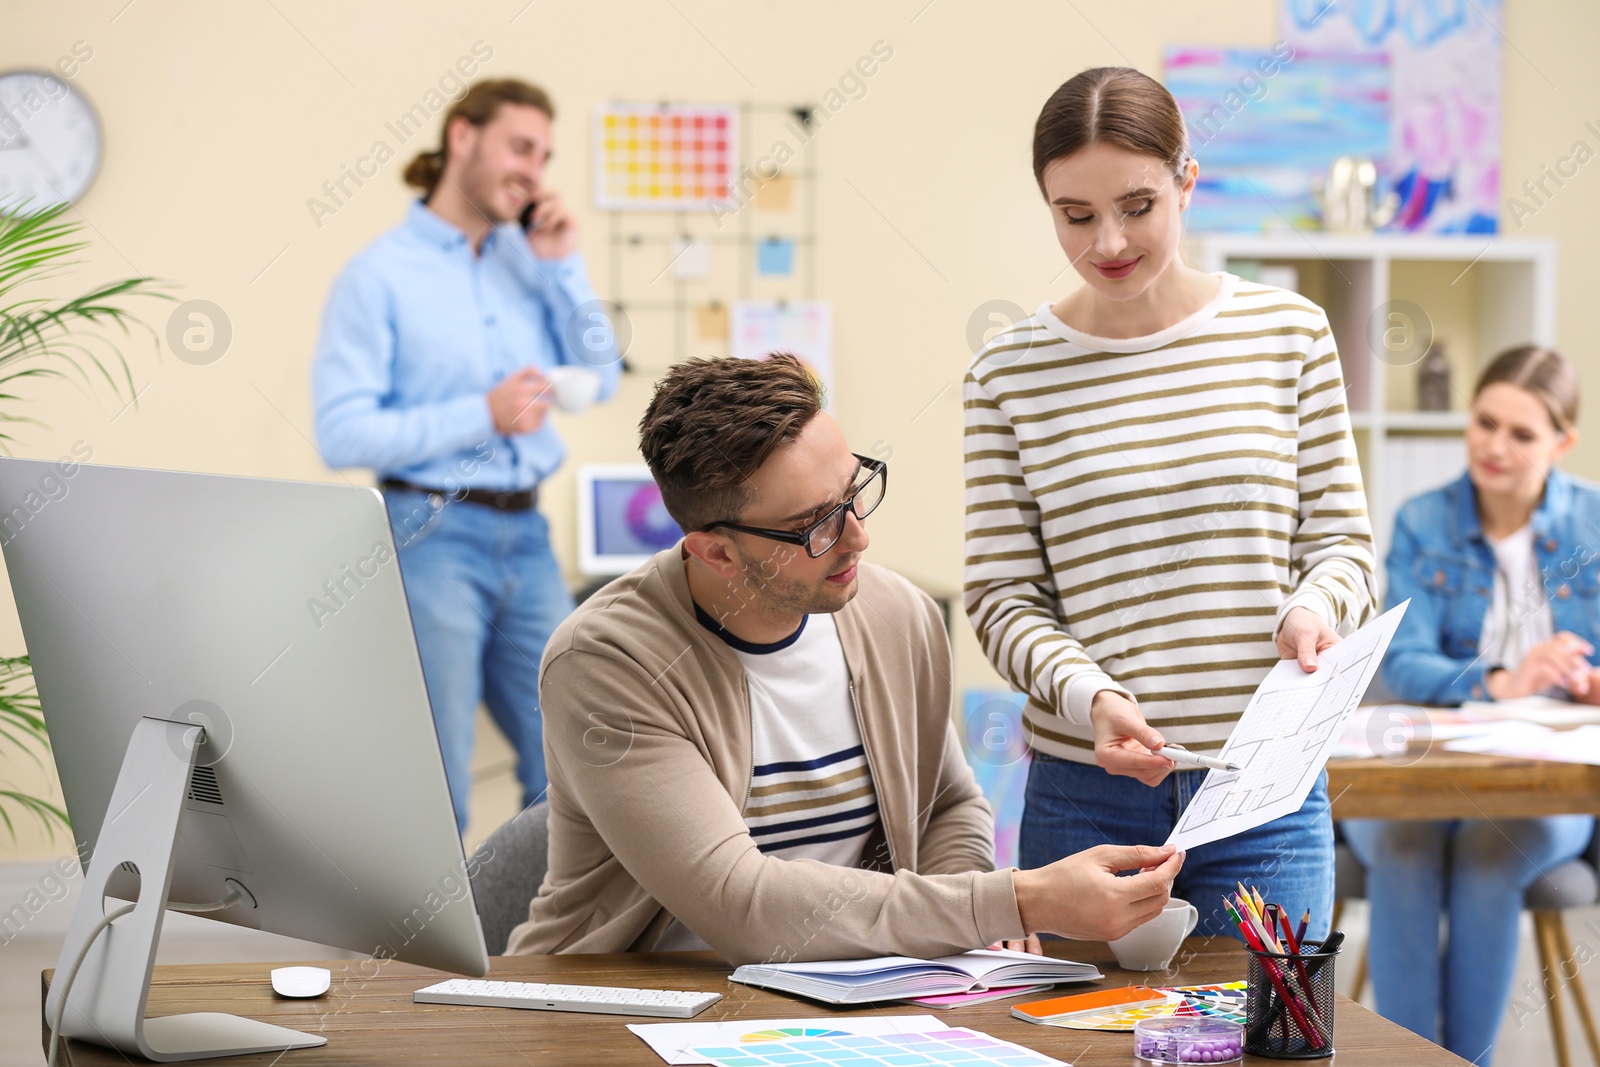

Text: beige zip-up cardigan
xmin=505 ymin=546 xmax=1025 ymax=965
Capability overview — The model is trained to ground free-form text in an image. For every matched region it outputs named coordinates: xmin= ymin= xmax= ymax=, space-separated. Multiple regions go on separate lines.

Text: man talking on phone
xmin=312 ymin=78 xmax=621 ymax=833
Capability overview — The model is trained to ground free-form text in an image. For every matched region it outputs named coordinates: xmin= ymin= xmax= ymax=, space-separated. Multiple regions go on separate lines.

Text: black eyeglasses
xmin=701 ymin=455 xmax=887 ymax=559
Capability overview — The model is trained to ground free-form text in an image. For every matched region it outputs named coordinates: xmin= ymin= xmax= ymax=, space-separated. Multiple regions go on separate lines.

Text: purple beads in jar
xmin=1133 ymin=1017 xmax=1244 ymax=1064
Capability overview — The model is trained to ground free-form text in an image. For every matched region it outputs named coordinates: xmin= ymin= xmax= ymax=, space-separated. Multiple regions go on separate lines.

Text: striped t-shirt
xmin=695 ymin=605 xmax=880 ymax=860
xmin=655 ymin=608 xmax=884 ymax=952
xmin=963 ymin=273 xmax=1376 ymax=761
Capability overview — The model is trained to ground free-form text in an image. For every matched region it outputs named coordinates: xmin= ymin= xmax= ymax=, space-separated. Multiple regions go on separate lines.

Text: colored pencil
xmin=1224 ymin=898 xmax=1325 ymax=1049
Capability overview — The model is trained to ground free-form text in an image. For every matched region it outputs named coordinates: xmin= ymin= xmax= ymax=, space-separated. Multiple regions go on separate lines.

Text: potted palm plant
xmin=0 ymin=199 xmax=166 ymax=839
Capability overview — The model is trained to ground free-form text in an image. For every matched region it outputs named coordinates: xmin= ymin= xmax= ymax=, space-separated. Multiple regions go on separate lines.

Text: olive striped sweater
xmin=963 ymin=274 xmax=1376 ymax=760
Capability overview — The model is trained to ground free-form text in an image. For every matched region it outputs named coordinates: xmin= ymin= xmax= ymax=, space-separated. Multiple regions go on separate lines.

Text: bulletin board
xmin=596 ymin=100 xmax=825 ymax=382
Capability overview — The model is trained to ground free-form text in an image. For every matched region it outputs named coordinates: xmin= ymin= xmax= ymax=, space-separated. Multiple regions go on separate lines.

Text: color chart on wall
xmin=594 ymin=103 xmax=738 ymax=211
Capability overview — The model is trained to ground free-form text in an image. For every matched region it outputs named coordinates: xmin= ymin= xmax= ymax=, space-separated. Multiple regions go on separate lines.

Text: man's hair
xmin=402 ymin=79 xmax=555 ymax=199
xmin=639 ymin=354 xmax=825 ymax=533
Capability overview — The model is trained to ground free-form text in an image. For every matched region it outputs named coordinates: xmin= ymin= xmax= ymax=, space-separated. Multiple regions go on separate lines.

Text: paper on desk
xmin=1443 ymin=722 xmax=1600 ymax=764
xmin=1332 ymin=705 xmax=1529 ymax=760
xmin=629 ymin=1014 xmax=948 ymax=1065
xmin=1460 ymin=695 xmax=1600 ymax=727
xmin=1165 ymin=601 xmax=1409 ymax=851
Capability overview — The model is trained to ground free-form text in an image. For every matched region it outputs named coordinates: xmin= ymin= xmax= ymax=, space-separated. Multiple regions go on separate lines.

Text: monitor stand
xmin=44 ymin=716 xmax=327 ymax=1062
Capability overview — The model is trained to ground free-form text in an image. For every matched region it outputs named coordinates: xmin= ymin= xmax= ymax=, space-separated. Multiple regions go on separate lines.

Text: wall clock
xmin=0 ymin=70 xmax=102 ymax=209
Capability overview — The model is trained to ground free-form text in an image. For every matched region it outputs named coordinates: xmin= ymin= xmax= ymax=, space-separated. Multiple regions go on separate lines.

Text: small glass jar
xmin=1133 ymin=1017 xmax=1244 ymax=1064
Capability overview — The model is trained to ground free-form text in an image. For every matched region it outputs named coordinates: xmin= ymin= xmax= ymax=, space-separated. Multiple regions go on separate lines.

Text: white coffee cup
xmin=1107 ymin=897 xmax=1199 ymax=971
xmin=547 ymin=365 xmax=602 ymax=414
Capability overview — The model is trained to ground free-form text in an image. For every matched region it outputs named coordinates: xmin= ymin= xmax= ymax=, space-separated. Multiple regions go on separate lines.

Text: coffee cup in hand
xmin=1107 ymin=897 xmax=1199 ymax=971
xmin=547 ymin=365 xmax=602 ymax=414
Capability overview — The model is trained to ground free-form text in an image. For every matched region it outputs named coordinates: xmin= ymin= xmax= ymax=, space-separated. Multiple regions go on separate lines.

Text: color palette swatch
xmin=688 ymin=1027 xmax=1064 ymax=1067
xmin=1041 ymin=983 xmax=1247 ymax=1032
xmin=594 ymin=103 xmax=737 ymax=210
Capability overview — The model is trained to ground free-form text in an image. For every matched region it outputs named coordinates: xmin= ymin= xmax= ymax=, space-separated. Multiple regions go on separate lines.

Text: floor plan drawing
xmin=1167 ymin=602 xmax=1408 ymax=851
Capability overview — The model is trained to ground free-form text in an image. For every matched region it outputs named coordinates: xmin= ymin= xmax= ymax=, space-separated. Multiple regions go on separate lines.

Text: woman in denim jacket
xmin=1344 ymin=345 xmax=1599 ymax=1064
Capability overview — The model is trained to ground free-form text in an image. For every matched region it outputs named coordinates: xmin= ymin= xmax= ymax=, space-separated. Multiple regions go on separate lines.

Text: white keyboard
xmin=412 ymin=978 xmax=723 ymax=1018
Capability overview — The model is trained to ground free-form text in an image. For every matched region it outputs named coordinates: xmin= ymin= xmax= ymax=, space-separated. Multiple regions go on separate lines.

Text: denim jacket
xmin=1383 ymin=468 xmax=1600 ymax=704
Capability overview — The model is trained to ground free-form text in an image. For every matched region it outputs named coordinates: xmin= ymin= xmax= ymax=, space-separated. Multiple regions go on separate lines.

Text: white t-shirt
xmin=731 ymin=612 xmax=880 ymax=862
xmin=1480 ymin=524 xmax=1554 ymax=673
xmin=653 ymin=608 xmax=882 ymax=951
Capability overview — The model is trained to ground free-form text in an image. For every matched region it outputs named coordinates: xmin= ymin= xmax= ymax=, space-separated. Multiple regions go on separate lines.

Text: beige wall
xmin=2 ymin=0 xmax=1597 ymax=861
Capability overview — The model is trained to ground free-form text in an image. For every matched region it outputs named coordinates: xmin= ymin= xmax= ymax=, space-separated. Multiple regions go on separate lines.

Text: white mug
xmin=1107 ymin=897 xmax=1199 ymax=971
xmin=547 ymin=365 xmax=602 ymax=414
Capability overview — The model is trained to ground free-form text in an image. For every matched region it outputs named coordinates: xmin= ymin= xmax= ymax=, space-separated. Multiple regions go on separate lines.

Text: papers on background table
xmin=1443 ymin=723 xmax=1600 ymax=764
xmin=1165 ymin=602 xmax=1409 ymax=851
xmin=1461 ymin=695 xmax=1600 ymax=727
xmin=1332 ymin=705 xmax=1542 ymax=760
xmin=1332 ymin=700 xmax=1600 ymax=763
xmin=629 ymin=1015 xmax=1068 ymax=1067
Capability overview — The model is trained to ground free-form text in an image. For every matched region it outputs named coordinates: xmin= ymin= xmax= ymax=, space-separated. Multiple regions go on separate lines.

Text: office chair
xmin=467 ymin=799 xmax=552 ymax=956
xmin=1335 ymin=828 xmax=1600 ymax=1067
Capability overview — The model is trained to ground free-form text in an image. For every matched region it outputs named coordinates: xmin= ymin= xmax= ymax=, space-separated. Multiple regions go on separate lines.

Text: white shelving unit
xmin=1189 ymin=233 xmax=1557 ymax=571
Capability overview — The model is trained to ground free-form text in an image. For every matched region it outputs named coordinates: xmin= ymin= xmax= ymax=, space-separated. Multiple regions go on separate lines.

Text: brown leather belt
xmin=381 ymin=478 xmax=537 ymax=512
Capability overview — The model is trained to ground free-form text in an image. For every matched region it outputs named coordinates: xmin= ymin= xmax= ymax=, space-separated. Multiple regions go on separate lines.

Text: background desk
xmin=44 ymin=938 xmax=1468 ymax=1065
xmin=1328 ymin=749 xmax=1600 ymax=820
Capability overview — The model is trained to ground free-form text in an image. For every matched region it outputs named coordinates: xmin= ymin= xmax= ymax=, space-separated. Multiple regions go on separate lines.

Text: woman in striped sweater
xmin=963 ymin=67 xmax=1376 ymax=939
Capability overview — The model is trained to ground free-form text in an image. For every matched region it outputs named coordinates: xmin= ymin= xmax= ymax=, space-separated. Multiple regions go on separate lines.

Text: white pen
xmin=1160 ymin=744 xmax=1241 ymax=773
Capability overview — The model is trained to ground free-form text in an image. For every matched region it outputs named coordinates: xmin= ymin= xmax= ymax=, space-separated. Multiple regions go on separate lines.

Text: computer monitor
xmin=575 ymin=463 xmax=683 ymax=576
xmin=0 ymin=458 xmax=488 ymax=1061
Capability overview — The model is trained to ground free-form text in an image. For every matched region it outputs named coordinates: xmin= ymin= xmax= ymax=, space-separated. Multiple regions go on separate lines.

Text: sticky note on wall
xmin=753 ymin=173 xmax=794 ymax=211
xmin=696 ymin=302 xmax=729 ymax=340
xmin=756 ymin=237 xmax=795 ymax=276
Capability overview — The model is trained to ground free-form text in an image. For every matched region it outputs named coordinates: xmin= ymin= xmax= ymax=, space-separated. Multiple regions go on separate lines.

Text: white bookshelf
xmin=1189 ymin=233 xmax=1557 ymax=577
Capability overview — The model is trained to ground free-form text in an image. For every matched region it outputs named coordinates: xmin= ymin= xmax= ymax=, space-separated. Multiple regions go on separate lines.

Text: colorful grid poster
xmin=594 ymin=103 xmax=738 ymax=211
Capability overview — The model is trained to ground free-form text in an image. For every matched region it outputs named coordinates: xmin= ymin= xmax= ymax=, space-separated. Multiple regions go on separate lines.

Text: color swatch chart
xmin=594 ymin=103 xmax=737 ymax=210
xmin=1048 ymin=983 xmax=1247 ymax=1031
xmin=686 ymin=1027 xmax=1064 ymax=1067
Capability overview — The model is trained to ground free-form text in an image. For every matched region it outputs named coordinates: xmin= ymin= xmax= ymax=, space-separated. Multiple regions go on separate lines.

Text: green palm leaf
xmin=0 ymin=199 xmax=169 ymax=839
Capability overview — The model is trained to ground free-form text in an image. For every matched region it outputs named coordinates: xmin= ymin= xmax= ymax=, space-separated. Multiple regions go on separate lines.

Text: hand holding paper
xmin=1165 ymin=601 xmax=1409 ymax=852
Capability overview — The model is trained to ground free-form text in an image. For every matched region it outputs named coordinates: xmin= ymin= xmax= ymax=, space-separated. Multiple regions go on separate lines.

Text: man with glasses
xmin=505 ymin=354 xmax=1183 ymax=964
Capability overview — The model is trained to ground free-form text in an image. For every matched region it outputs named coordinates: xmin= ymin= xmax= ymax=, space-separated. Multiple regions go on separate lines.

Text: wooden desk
xmin=1328 ymin=750 xmax=1600 ymax=820
xmin=44 ymin=938 xmax=1467 ymax=1065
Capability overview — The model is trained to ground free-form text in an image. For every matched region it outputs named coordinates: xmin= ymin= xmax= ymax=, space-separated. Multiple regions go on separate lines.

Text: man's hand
xmin=1276 ymin=606 xmax=1340 ymax=673
xmin=524 ymin=189 xmax=579 ymax=260
xmin=1012 ymin=844 xmax=1183 ymax=942
xmin=487 ymin=366 xmax=551 ymax=436
xmin=1486 ymin=631 xmax=1595 ymax=700
xmin=987 ymin=934 xmax=1043 ymax=955
xmin=1090 ymin=690 xmax=1173 ymax=786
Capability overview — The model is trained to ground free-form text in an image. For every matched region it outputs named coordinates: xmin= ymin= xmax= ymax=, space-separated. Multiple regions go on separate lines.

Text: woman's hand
xmin=1486 ymin=631 xmax=1595 ymax=699
xmin=1090 ymin=690 xmax=1173 ymax=786
xmin=1276 ymin=606 xmax=1341 ymax=672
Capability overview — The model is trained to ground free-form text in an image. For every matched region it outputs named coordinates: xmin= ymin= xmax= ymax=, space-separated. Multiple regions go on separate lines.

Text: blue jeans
xmin=1342 ymin=815 xmax=1594 ymax=1064
xmin=1020 ymin=754 xmax=1334 ymax=944
xmin=385 ymin=488 xmax=574 ymax=832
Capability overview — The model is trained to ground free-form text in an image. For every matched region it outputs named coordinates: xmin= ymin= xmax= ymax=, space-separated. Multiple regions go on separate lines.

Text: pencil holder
xmin=1243 ymin=939 xmax=1339 ymax=1058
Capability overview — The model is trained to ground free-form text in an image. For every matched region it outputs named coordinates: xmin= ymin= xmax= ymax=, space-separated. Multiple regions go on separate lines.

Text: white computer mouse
xmin=270 ymin=966 xmax=331 ymax=998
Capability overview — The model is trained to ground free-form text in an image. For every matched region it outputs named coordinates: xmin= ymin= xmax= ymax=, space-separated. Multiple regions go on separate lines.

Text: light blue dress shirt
xmin=312 ymin=200 xmax=621 ymax=491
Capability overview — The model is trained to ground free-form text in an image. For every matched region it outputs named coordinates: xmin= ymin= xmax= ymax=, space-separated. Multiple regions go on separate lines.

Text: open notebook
xmin=729 ymin=948 xmax=1101 ymax=1005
